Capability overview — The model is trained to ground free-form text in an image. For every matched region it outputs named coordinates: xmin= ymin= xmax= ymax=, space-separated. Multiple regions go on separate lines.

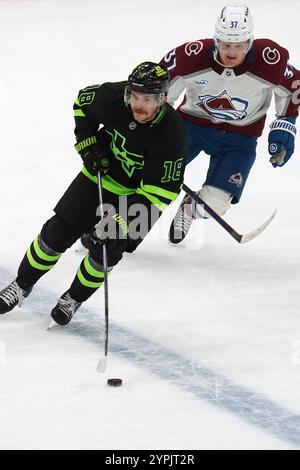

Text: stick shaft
xmin=97 ymin=172 xmax=109 ymax=360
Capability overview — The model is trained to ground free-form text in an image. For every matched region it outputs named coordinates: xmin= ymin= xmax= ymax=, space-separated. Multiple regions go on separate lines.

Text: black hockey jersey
xmin=73 ymin=81 xmax=186 ymax=213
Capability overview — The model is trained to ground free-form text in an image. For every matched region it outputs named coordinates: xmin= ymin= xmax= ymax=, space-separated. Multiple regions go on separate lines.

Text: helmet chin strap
xmin=213 ymin=48 xmax=226 ymax=67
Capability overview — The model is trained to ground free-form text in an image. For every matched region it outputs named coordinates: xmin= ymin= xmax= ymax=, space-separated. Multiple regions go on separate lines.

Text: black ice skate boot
xmin=168 ymin=193 xmax=194 ymax=244
xmin=0 ymin=280 xmax=33 ymax=314
xmin=51 ymin=291 xmax=82 ymax=326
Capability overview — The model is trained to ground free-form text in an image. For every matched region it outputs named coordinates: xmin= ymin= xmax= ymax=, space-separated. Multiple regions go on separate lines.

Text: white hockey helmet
xmin=214 ymin=4 xmax=254 ymax=48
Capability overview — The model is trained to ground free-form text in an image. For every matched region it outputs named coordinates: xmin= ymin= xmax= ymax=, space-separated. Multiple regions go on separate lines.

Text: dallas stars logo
xmin=108 ymin=129 xmax=144 ymax=177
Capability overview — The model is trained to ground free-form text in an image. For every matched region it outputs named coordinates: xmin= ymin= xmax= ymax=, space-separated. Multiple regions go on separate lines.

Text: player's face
xmin=130 ymin=91 xmax=166 ymax=123
xmin=218 ymin=41 xmax=249 ymax=67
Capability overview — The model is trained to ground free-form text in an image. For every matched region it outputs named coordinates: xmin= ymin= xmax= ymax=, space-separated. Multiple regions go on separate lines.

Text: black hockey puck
xmin=107 ymin=378 xmax=122 ymax=387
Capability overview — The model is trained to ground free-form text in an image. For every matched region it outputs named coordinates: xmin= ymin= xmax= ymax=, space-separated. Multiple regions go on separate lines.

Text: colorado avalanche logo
xmin=185 ymin=41 xmax=203 ymax=56
xmin=262 ymin=47 xmax=281 ymax=65
xmin=196 ymin=90 xmax=248 ymax=122
xmin=228 ymin=172 xmax=243 ymax=188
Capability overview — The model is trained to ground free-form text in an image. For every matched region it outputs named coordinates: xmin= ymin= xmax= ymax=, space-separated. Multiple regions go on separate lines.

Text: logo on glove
xmin=228 ymin=172 xmax=243 ymax=188
xmin=269 ymin=143 xmax=278 ymax=154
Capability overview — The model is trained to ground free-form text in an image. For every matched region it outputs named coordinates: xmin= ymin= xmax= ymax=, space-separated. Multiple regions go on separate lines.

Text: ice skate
xmin=50 ymin=291 xmax=82 ymax=326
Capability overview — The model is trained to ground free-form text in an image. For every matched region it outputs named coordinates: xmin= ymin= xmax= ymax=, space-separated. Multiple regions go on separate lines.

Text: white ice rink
xmin=1 ymin=0 xmax=300 ymax=450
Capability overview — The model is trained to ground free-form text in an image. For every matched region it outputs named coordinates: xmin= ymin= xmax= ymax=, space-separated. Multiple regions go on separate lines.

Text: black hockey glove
xmin=82 ymin=213 xmax=129 ymax=267
xmin=81 ymin=214 xmax=140 ymax=265
xmin=92 ymin=212 xmax=129 ymax=248
xmin=82 ymin=148 xmax=110 ymax=176
xmin=75 ymin=136 xmax=110 ymax=176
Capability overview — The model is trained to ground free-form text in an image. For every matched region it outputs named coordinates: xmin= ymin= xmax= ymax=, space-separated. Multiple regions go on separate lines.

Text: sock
xmin=17 ymin=235 xmax=62 ymax=288
xmin=69 ymin=255 xmax=110 ymax=302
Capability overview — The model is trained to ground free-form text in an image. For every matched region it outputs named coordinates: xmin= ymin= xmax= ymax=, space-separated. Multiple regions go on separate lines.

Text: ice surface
xmin=0 ymin=0 xmax=300 ymax=450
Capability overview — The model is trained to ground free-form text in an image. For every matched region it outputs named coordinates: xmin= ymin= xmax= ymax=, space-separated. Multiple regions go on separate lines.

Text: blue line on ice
xmin=1 ymin=267 xmax=299 ymax=448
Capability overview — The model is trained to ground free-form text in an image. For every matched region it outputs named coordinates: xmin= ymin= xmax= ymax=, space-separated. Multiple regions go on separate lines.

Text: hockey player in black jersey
xmin=0 ymin=62 xmax=186 ymax=325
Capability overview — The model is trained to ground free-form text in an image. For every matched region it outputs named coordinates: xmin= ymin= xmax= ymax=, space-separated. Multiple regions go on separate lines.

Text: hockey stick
xmin=183 ymin=184 xmax=277 ymax=244
xmin=96 ymin=171 xmax=109 ymax=373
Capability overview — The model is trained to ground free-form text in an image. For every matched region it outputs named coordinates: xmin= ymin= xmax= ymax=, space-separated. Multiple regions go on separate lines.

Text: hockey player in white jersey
xmin=160 ymin=4 xmax=300 ymax=243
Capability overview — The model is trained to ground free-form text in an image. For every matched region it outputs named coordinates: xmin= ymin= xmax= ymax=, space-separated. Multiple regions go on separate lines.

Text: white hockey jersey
xmin=160 ymin=39 xmax=300 ymax=137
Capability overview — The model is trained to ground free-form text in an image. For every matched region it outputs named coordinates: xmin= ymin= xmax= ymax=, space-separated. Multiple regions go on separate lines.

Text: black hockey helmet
xmin=125 ymin=62 xmax=170 ymax=99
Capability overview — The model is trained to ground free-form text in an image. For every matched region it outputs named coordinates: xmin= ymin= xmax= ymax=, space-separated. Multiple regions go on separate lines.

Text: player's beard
xmin=132 ymin=107 xmax=158 ymax=123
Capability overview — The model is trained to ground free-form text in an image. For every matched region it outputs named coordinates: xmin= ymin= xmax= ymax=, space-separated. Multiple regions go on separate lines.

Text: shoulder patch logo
xmin=262 ymin=47 xmax=281 ymax=65
xmin=185 ymin=41 xmax=203 ymax=56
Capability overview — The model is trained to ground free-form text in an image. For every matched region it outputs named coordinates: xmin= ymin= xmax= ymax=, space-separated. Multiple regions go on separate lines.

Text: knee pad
xmin=41 ymin=215 xmax=81 ymax=253
xmin=192 ymin=185 xmax=232 ymax=218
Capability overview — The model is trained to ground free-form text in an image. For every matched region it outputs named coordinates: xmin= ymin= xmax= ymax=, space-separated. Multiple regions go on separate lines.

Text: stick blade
xmin=46 ymin=320 xmax=57 ymax=331
xmin=239 ymin=209 xmax=277 ymax=244
xmin=97 ymin=356 xmax=107 ymax=373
